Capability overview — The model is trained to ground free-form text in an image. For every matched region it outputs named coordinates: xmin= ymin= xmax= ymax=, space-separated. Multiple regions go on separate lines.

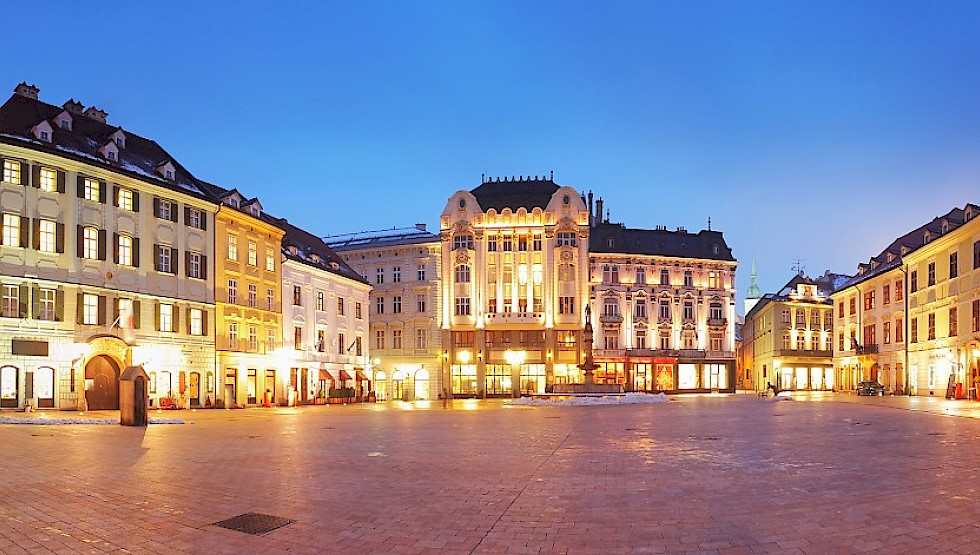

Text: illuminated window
xmin=159 ymin=304 xmax=173 ymax=332
xmin=82 ymin=294 xmax=98 ymax=325
xmin=265 ymin=251 xmax=274 ymax=271
xmin=117 ymin=235 xmax=133 ymax=266
xmin=247 ymin=241 xmax=257 ymax=266
xmin=38 ymin=289 xmax=55 ymax=321
xmin=1 ymin=285 xmax=18 ymax=318
xmin=249 ymin=325 xmax=258 ymax=351
xmin=38 ymin=220 xmax=56 ymax=253
xmin=82 ymin=227 xmax=99 ymax=259
xmin=117 ymin=188 xmax=133 ymax=211
xmin=83 ymin=178 xmax=100 ymax=202
xmin=316 ymin=291 xmax=324 ymax=311
xmin=248 ymin=284 xmax=257 ymax=308
xmin=2 ymin=214 xmax=20 ymax=247
xmin=190 ymin=308 xmax=203 ymax=336
xmin=38 ymin=168 xmax=57 ymax=192
xmin=227 ymin=279 xmax=237 ymax=304
xmin=3 ymin=160 xmax=21 ymax=184
xmin=708 ymin=272 xmax=718 ymax=288
xmin=227 ymin=234 xmax=238 ymax=260
xmin=267 ymin=288 xmax=275 ymax=311
xmin=228 ymin=322 xmax=239 ymax=349
xmin=266 ymin=327 xmax=276 ymax=351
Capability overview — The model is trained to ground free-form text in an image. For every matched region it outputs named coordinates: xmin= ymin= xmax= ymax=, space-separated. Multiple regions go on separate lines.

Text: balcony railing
xmin=774 ymin=349 xmax=833 ymax=358
xmin=484 ymin=312 xmax=543 ymax=323
xmin=599 ymin=314 xmax=623 ymax=324
xmin=856 ymin=344 xmax=879 ymax=355
xmin=707 ymin=318 xmax=727 ymax=327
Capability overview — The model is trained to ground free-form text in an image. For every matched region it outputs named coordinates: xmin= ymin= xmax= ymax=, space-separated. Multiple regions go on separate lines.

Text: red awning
xmin=339 ymin=370 xmax=353 ymax=381
xmin=318 ymin=370 xmax=330 ymax=381
xmin=355 ymin=370 xmax=368 ymax=381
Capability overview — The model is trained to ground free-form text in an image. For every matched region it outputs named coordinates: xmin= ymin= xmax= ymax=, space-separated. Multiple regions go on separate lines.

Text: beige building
xmin=201 ymin=185 xmax=285 ymax=407
xmin=740 ymin=272 xmax=843 ymax=393
xmin=274 ymin=218 xmax=372 ymax=403
xmin=329 ymin=225 xmax=443 ymax=401
xmin=832 ymin=203 xmax=980 ymax=396
xmin=589 ymin=213 xmax=738 ymax=392
xmin=0 ymin=83 xmax=217 ymax=410
xmin=439 ymin=176 xmax=590 ymax=398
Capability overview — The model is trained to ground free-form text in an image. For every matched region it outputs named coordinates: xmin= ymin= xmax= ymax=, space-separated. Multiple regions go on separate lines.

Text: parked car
xmin=856 ymin=381 xmax=885 ymax=396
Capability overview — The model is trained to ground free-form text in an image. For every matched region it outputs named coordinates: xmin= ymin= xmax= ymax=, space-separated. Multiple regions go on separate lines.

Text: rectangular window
xmin=910 ymin=270 xmax=918 ymax=292
xmin=159 ymin=304 xmax=173 ymax=332
xmin=83 ymin=178 xmax=100 ymax=201
xmin=949 ymin=307 xmax=957 ymax=337
xmin=453 ymin=235 xmax=473 ymax=250
xmin=417 ymin=264 xmax=426 ymax=281
xmin=293 ymin=326 xmax=302 ymax=350
xmin=117 ymin=188 xmax=134 ymax=211
xmin=190 ymin=308 xmax=203 ymax=336
xmin=293 ymin=285 xmax=302 ymax=306
xmin=38 ymin=220 xmax=57 ymax=253
xmin=895 ymin=318 xmax=904 ymax=343
xmin=392 ymin=330 xmax=402 ymax=350
xmin=911 ymin=317 xmax=918 ymax=343
xmin=660 ymin=269 xmax=670 ymax=286
xmin=355 ymin=336 xmax=362 ymax=356
xmin=455 ymin=297 xmax=471 ymax=316
xmin=267 ymin=288 xmax=275 ymax=311
xmin=338 ymin=297 xmax=345 ymax=316
xmin=265 ymin=251 xmax=274 ymax=271
xmin=635 ymin=268 xmax=646 ymax=285
xmin=188 ymin=252 xmax=203 ymax=278
xmin=80 ymin=293 xmax=98 ymax=324
xmin=488 ymin=235 xmax=497 ymax=252
xmin=338 ymin=333 xmax=345 ymax=355
xmin=683 ymin=301 xmax=694 ymax=320
xmin=247 ymin=241 xmax=257 ymax=266
xmin=895 ymin=280 xmax=904 ymax=302
xmin=974 ymin=240 xmax=980 ymax=270
xmin=927 ymin=262 xmax=936 ymax=287
xmin=634 ymin=299 xmax=647 ymax=319
xmin=376 ymin=268 xmax=384 ymax=284
xmin=782 ymin=309 xmax=790 ymax=323
xmin=247 ymin=325 xmax=257 ymax=351
xmin=883 ymin=321 xmax=891 ymax=344
xmin=659 ymin=300 xmax=670 ymax=319
xmin=355 ymin=302 xmax=362 ymax=319
xmin=392 ymin=266 xmax=401 ymax=283
xmin=950 ymin=252 xmax=958 ymax=279
xmin=82 ymin=227 xmax=99 ymax=259
xmin=635 ymin=331 xmax=646 ymax=349
xmin=975 ymin=300 xmax=980 ymax=333
xmin=1 ymin=285 xmax=18 ymax=318
xmin=2 ymin=214 xmax=20 ymax=247
xmin=228 ymin=322 xmax=239 ymax=349
xmin=684 ymin=271 xmax=693 ymax=287
xmin=317 ymin=330 xmax=326 ymax=352
xmin=392 ymin=296 xmax=402 ymax=314
xmin=316 ymin=291 xmax=324 ymax=311
xmin=533 ymin=234 xmax=542 ymax=251
xmin=414 ymin=294 xmax=426 ymax=313
xmin=455 ymin=264 xmax=470 ymax=283
xmin=156 ymin=199 xmax=175 ymax=221
xmin=376 ymin=296 xmax=384 ymax=314
xmin=416 ymin=329 xmax=427 ymax=349
xmin=37 ymin=288 xmax=56 ymax=321
xmin=2 ymin=160 xmax=21 ymax=184
xmin=838 ymin=301 xmax=844 ymax=318
xmin=267 ymin=327 xmax=276 ymax=351
xmin=556 ymin=232 xmax=576 ymax=246
xmin=863 ymin=290 xmax=875 ymax=310
xmin=227 ymin=279 xmax=237 ymax=304
xmin=39 ymin=168 xmax=57 ymax=192
xmin=375 ymin=330 xmax=385 ymax=350
xmin=248 ymin=284 xmax=257 ymax=308
xmin=928 ymin=313 xmax=936 ymax=340
xmin=227 ymin=235 xmax=238 ymax=260
xmin=883 ymin=284 xmax=890 ymax=305
xmin=188 ymin=208 xmax=204 ymax=230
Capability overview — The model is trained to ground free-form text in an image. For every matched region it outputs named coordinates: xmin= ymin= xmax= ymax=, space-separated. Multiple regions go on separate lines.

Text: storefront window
xmin=0 ymin=366 xmax=17 ymax=407
xmin=596 ymin=362 xmax=625 ymax=384
xmin=375 ymin=371 xmax=388 ymax=401
xmin=247 ymin=370 xmax=257 ymax=404
xmin=633 ymin=363 xmax=651 ymax=391
xmin=655 ymin=364 xmax=674 ymax=390
xmin=452 ymin=364 xmax=477 ymax=395
xmin=520 ymin=364 xmax=545 ymax=394
xmin=485 ymin=364 xmax=511 ymax=396
xmin=678 ymin=364 xmax=697 ymax=389
xmin=392 ymin=370 xmax=406 ymax=400
xmin=553 ymin=363 xmax=581 ymax=384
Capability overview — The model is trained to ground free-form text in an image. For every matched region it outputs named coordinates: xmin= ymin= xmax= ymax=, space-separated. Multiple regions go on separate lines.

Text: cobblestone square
xmin=3 ymin=394 xmax=980 ymax=554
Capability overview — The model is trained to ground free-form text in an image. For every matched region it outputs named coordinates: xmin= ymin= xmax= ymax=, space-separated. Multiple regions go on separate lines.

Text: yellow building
xmin=203 ymin=185 xmax=286 ymax=407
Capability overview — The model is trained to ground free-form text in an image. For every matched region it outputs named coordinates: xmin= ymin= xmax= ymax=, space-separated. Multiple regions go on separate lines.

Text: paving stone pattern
xmin=2 ymin=394 xmax=980 ymax=554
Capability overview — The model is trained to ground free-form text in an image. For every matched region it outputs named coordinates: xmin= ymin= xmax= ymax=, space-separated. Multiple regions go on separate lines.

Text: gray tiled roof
xmin=589 ymin=222 xmax=736 ymax=262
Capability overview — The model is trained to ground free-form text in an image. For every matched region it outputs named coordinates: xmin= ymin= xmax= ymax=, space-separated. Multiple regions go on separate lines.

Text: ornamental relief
xmin=559 ymin=248 xmax=576 ymax=261
xmin=454 ymin=250 xmax=469 ymax=264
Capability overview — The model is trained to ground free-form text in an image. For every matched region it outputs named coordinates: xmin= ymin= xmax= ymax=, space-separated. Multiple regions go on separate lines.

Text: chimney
xmin=414 ymin=223 xmax=427 ymax=232
xmin=14 ymin=83 xmax=39 ymax=99
xmin=63 ymin=99 xmax=85 ymax=114
xmin=595 ymin=198 xmax=604 ymax=226
xmin=84 ymin=106 xmax=108 ymax=123
xmin=587 ymin=191 xmax=594 ymax=225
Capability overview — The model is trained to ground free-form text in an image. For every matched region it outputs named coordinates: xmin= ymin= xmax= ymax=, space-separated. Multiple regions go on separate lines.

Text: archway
xmin=85 ymin=355 xmax=120 ymax=410
xmin=414 ymin=369 xmax=430 ymax=400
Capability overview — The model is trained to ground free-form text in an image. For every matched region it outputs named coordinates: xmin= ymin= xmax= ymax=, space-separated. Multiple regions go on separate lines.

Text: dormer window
xmin=156 ymin=161 xmax=176 ymax=181
xmin=110 ymin=129 xmax=126 ymax=149
xmin=40 ymin=131 xmax=49 ymax=141
xmin=98 ymin=141 xmax=119 ymax=162
xmin=941 ymin=221 xmax=949 ymax=234
xmin=54 ymin=111 xmax=72 ymax=131
xmin=59 ymin=120 xmax=69 ymax=129
xmin=31 ymin=120 xmax=53 ymax=142
xmin=924 ymin=231 xmax=931 ymax=244
xmin=108 ymin=151 xmax=116 ymax=161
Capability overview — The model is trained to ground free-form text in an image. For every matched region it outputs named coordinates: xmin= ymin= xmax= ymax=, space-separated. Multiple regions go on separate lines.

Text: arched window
xmin=0 ymin=365 xmax=18 ymax=408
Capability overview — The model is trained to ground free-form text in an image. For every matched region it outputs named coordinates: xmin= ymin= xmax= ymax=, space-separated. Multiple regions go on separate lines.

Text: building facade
xmin=203 ymin=186 xmax=285 ymax=407
xmin=740 ymin=273 xmax=842 ymax=393
xmin=439 ymin=176 xmax=590 ymax=398
xmin=589 ymin=216 xmax=738 ymax=393
xmin=832 ymin=203 xmax=980 ymax=396
xmin=0 ymin=83 xmax=217 ymax=411
xmin=330 ymin=226 xmax=443 ymax=401
xmin=275 ymin=218 xmax=372 ymax=403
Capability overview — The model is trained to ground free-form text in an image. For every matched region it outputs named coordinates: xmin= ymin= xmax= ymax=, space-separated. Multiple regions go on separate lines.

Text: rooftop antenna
xmin=792 ymin=258 xmax=806 ymax=276
xmin=550 ymin=170 xmax=554 ymax=181
xmin=707 ymin=216 xmax=711 ymax=231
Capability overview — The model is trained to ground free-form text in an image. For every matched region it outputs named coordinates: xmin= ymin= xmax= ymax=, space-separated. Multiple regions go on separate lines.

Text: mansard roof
xmin=589 ymin=222 xmax=736 ymax=262
xmin=265 ymin=216 xmax=369 ymax=285
xmin=0 ymin=92 xmax=212 ymax=201
xmin=469 ymin=176 xmax=560 ymax=212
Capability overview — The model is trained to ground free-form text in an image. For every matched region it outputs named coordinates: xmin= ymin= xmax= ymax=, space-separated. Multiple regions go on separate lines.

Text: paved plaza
xmin=3 ymin=394 xmax=980 ymax=554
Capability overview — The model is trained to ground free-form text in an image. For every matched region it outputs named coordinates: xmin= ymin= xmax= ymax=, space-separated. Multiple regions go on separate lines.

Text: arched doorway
xmin=85 ymin=355 xmax=120 ymax=410
xmin=189 ymin=372 xmax=201 ymax=407
xmin=35 ymin=367 xmax=55 ymax=408
xmin=414 ymin=369 xmax=430 ymax=400
xmin=392 ymin=370 xmax=405 ymax=400
xmin=375 ymin=371 xmax=388 ymax=401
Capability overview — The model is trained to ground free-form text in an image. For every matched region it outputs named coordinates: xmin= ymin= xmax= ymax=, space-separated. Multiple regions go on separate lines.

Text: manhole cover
xmin=213 ymin=513 xmax=294 ymax=535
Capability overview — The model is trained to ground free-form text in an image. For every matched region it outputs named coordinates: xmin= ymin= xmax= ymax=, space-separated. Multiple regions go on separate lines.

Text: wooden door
xmin=85 ymin=356 xmax=120 ymax=410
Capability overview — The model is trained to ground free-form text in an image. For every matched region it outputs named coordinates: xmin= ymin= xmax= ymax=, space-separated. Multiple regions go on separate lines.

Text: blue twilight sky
xmin=5 ymin=1 xmax=980 ymax=312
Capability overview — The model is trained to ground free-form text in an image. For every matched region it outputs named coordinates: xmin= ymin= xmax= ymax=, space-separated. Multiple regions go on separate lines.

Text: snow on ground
xmin=508 ymin=392 xmax=670 ymax=407
xmin=768 ymin=396 xmax=794 ymax=402
xmin=0 ymin=415 xmax=189 ymax=425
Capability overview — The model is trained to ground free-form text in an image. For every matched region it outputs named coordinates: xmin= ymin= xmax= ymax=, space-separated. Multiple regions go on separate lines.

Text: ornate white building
xmin=273 ymin=218 xmax=372 ymax=403
xmin=588 ymin=212 xmax=738 ymax=392
xmin=0 ymin=83 xmax=216 ymax=410
xmin=329 ymin=225 xmax=443 ymax=401
xmin=438 ymin=176 xmax=591 ymax=398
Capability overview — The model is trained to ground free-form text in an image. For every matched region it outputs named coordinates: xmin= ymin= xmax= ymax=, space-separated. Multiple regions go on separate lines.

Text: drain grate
xmin=213 ymin=512 xmax=295 ymax=535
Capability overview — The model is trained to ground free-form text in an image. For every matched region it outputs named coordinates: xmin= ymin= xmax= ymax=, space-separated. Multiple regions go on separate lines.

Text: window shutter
xmin=19 ymin=162 xmax=28 ymax=186
xmin=97 ymin=229 xmax=107 ymax=261
xmin=186 ymin=307 xmax=192 ymax=334
xmin=132 ymin=238 xmax=140 ymax=268
xmin=154 ymin=302 xmax=160 ymax=331
xmin=31 ymin=165 xmax=40 ymax=188
xmin=31 ymin=218 xmax=40 ymax=249
xmin=172 ymin=305 xmax=180 ymax=332
xmin=201 ymin=212 xmax=207 ymax=231
xmin=55 ymin=223 xmax=65 ymax=254
xmin=185 ymin=251 xmax=191 ymax=277
xmin=18 ymin=284 xmax=28 ymax=318
xmin=97 ymin=295 xmax=107 ymax=325
xmin=112 ymin=298 xmax=120 ymax=325
xmin=76 ymin=225 xmax=84 ymax=258
xmin=202 ymin=310 xmax=209 ymax=336
xmin=133 ymin=300 xmax=141 ymax=329
xmin=113 ymin=232 xmax=119 ymax=263
xmin=76 ymin=292 xmax=84 ymax=324
xmin=18 ymin=216 xmax=29 ymax=247
xmin=153 ymin=244 xmax=161 ymax=272
xmin=31 ymin=286 xmax=40 ymax=319
xmin=76 ymin=175 xmax=84 ymax=198
xmin=112 ymin=185 xmax=120 ymax=207
xmin=55 ymin=289 xmax=64 ymax=322
xmin=171 ymin=247 xmax=179 ymax=274
xmin=201 ymin=255 xmax=208 ymax=280
xmin=153 ymin=197 xmax=161 ymax=218
xmin=171 ymin=205 xmax=178 ymax=223
xmin=98 ymin=181 xmax=106 ymax=204
xmin=132 ymin=191 xmax=139 ymax=212
xmin=184 ymin=206 xmax=191 ymax=225
xmin=56 ymin=170 xmax=65 ymax=193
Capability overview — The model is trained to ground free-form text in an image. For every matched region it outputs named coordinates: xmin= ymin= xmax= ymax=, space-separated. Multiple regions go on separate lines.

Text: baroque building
xmin=439 ymin=176 xmax=590 ymax=398
xmin=0 ymin=83 xmax=217 ymax=410
xmin=272 ymin=218 xmax=371 ymax=403
xmin=740 ymin=272 xmax=845 ymax=393
xmin=832 ymin=203 xmax=980 ymax=396
xmin=588 ymin=210 xmax=738 ymax=392
xmin=329 ymin=225 xmax=443 ymax=401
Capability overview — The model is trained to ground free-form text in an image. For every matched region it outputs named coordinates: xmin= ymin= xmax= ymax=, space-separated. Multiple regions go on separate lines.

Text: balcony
xmin=484 ymin=312 xmax=543 ymax=324
xmin=856 ymin=344 xmax=879 ymax=355
xmin=707 ymin=318 xmax=727 ymax=327
xmin=774 ymin=349 xmax=833 ymax=358
xmin=599 ymin=314 xmax=623 ymax=324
